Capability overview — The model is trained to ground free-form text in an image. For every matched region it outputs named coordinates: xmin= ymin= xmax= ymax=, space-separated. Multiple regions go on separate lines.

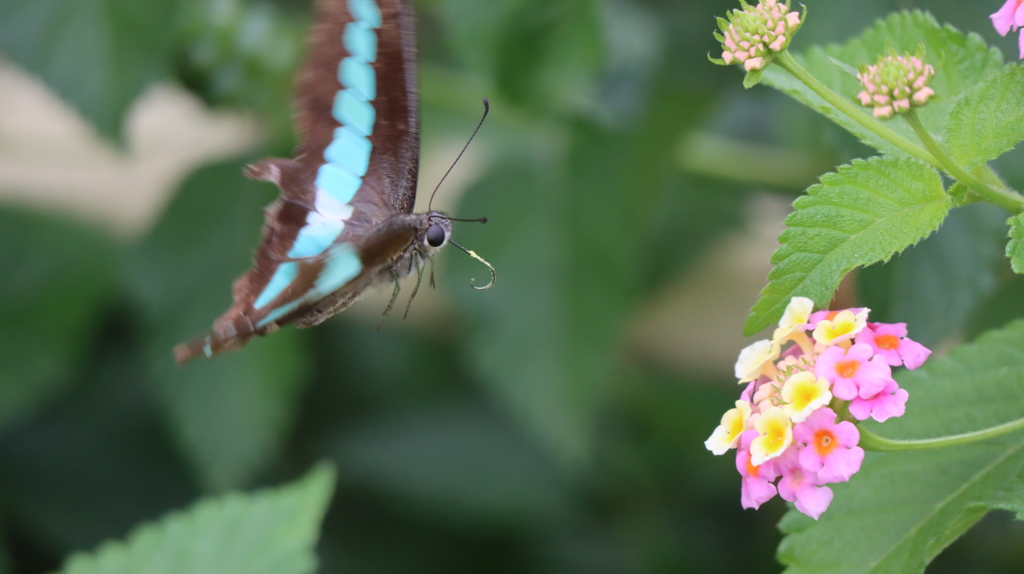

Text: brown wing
xmin=174 ymin=0 xmax=421 ymax=364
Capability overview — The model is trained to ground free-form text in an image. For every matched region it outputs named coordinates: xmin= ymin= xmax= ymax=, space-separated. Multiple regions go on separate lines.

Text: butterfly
xmin=174 ymin=0 xmax=492 ymax=365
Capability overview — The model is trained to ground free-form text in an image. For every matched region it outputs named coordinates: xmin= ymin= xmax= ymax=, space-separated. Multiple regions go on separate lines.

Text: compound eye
xmin=426 ymin=223 xmax=446 ymax=247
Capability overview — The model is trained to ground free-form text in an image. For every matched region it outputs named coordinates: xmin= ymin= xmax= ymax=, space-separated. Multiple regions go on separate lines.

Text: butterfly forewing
xmin=174 ymin=0 xmax=421 ymax=364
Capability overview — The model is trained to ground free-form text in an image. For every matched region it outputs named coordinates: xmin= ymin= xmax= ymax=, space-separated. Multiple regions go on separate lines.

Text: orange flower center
xmin=835 ymin=359 xmax=859 ymax=379
xmin=813 ymin=429 xmax=837 ymax=455
xmin=746 ymin=458 xmax=761 ymax=477
xmin=875 ymin=334 xmax=900 ymax=350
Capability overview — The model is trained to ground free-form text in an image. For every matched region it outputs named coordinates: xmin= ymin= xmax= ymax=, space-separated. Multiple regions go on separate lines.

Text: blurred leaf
xmin=0 ymin=342 xmax=196 ymax=556
xmin=451 ymin=160 xmax=595 ymax=465
xmin=745 ymin=156 xmax=950 ymax=335
xmin=435 ymin=0 xmax=605 ymax=113
xmin=131 ymin=160 xmax=311 ymax=491
xmin=0 ymin=0 xmax=180 ymax=139
xmin=433 ymin=0 xmax=534 ymax=72
xmin=857 ymin=203 xmax=1007 ymax=348
xmin=175 ymin=0 xmax=306 ymax=146
xmin=495 ymin=0 xmax=604 ymax=110
xmin=0 ymin=518 xmax=10 ymax=574
xmin=777 ymin=319 xmax=1024 ymax=574
xmin=0 ymin=209 xmax=119 ymax=432
xmin=945 ymin=64 xmax=1024 ymax=169
xmin=965 ymin=275 xmax=1024 ymax=341
xmin=55 ymin=463 xmax=335 ymax=574
xmin=1006 ymin=213 xmax=1024 ymax=275
xmin=333 ymin=403 xmax=569 ymax=526
xmin=450 ymin=91 xmax=723 ymax=465
xmin=762 ymin=11 xmax=1003 ymax=158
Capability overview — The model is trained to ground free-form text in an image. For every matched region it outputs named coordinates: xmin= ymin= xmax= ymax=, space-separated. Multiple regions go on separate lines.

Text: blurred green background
xmin=2 ymin=0 xmax=1024 ymax=571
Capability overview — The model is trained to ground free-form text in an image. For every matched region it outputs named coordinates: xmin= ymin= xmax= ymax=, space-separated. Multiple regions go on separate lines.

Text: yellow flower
xmin=704 ymin=400 xmax=753 ymax=455
xmin=812 ymin=308 xmax=869 ymax=346
xmin=735 ymin=340 xmax=781 ymax=383
xmin=780 ymin=371 xmax=832 ymax=423
xmin=750 ymin=407 xmax=793 ymax=466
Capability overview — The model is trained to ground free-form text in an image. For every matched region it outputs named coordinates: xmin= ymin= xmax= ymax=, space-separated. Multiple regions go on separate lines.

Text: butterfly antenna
xmin=448 ymin=239 xmax=495 ymax=290
xmin=428 ymin=98 xmax=490 ymax=211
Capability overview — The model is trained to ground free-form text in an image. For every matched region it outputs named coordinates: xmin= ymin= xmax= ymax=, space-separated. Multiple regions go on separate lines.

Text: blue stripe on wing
xmin=251 ymin=0 xmax=382 ymax=321
xmin=257 ymin=243 xmax=364 ymax=328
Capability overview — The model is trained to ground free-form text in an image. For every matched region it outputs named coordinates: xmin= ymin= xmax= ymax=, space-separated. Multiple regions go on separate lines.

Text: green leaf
xmin=857 ymin=203 xmax=1007 ymax=348
xmin=762 ymin=11 xmax=1003 ymax=157
xmin=1007 ymin=213 xmax=1024 ymax=274
xmin=777 ymin=320 xmax=1024 ymax=573
xmin=0 ymin=0 xmax=180 ymax=140
xmin=55 ymin=463 xmax=336 ymax=574
xmin=0 ymin=208 xmax=120 ymax=432
xmin=946 ymin=64 xmax=1024 ymax=169
xmin=131 ymin=160 xmax=311 ymax=490
xmin=744 ymin=156 xmax=951 ymax=335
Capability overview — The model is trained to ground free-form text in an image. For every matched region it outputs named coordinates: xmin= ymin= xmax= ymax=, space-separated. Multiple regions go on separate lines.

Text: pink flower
xmin=793 ymin=408 xmax=864 ymax=483
xmin=736 ymin=430 xmax=779 ymax=509
xmin=775 ymin=446 xmax=833 ymax=520
xmin=991 ymin=0 xmax=1024 ymax=58
xmin=740 ymin=379 xmax=757 ymax=403
xmin=849 ymin=380 xmax=909 ymax=422
xmin=855 ymin=322 xmax=931 ymax=369
xmin=815 ymin=343 xmax=894 ymax=401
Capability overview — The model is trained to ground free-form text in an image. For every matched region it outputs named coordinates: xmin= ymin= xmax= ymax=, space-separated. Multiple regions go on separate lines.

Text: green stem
xmin=903 ymin=110 xmax=1024 ymax=213
xmin=859 ymin=417 xmax=1024 ymax=452
xmin=772 ymin=52 xmax=938 ymax=166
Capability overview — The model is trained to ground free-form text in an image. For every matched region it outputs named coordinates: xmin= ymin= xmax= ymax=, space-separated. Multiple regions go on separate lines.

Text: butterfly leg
xmin=403 ymin=261 xmax=426 ymax=319
xmin=378 ymin=268 xmax=402 ymax=330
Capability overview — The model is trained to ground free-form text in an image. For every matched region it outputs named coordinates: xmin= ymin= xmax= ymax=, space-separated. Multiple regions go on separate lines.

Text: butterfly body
xmin=173 ymin=0 xmax=454 ymax=364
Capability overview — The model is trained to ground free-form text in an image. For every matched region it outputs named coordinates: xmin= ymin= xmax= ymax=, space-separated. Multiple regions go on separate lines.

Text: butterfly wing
xmin=174 ymin=0 xmax=420 ymax=364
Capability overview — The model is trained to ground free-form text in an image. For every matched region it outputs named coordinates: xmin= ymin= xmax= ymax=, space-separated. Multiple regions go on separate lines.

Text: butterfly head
xmin=420 ymin=212 xmax=495 ymax=290
xmin=421 ymin=211 xmax=454 ymax=253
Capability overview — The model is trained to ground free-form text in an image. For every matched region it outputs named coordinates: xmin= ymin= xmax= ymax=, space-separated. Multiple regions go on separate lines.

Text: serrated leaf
xmin=762 ymin=11 xmax=1003 ymax=157
xmin=0 ymin=208 xmax=120 ymax=432
xmin=131 ymin=160 xmax=311 ymax=490
xmin=744 ymin=156 xmax=950 ymax=335
xmin=777 ymin=320 xmax=1024 ymax=574
xmin=1006 ymin=213 xmax=1024 ymax=274
xmin=0 ymin=0 xmax=180 ymax=140
xmin=55 ymin=463 xmax=336 ymax=574
xmin=946 ymin=64 xmax=1024 ymax=169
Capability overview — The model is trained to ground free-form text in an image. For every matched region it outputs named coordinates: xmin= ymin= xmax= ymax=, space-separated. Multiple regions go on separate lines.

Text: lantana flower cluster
xmin=714 ymin=0 xmax=804 ymax=72
xmin=855 ymin=50 xmax=936 ymax=119
xmin=705 ymin=297 xmax=931 ymax=519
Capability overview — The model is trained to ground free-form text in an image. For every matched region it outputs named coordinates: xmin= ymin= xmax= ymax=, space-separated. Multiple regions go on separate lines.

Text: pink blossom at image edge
xmin=991 ymin=0 xmax=1024 ymax=58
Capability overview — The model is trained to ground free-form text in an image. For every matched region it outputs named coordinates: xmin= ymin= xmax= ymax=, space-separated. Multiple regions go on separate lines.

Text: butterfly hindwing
xmin=173 ymin=0 xmax=421 ymax=364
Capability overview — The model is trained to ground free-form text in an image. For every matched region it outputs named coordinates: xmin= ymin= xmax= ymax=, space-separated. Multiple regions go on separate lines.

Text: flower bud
xmin=713 ymin=0 xmax=804 ymax=72
xmin=855 ymin=49 xmax=936 ymax=119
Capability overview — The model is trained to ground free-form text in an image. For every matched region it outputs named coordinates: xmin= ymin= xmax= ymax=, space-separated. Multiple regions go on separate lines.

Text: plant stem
xmin=772 ymin=52 xmax=938 ymax=166
xmin=859 ymin=417 xmax=1024 ymax=452
xmin=903 ymin=110 xmax=1024 ymax=213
